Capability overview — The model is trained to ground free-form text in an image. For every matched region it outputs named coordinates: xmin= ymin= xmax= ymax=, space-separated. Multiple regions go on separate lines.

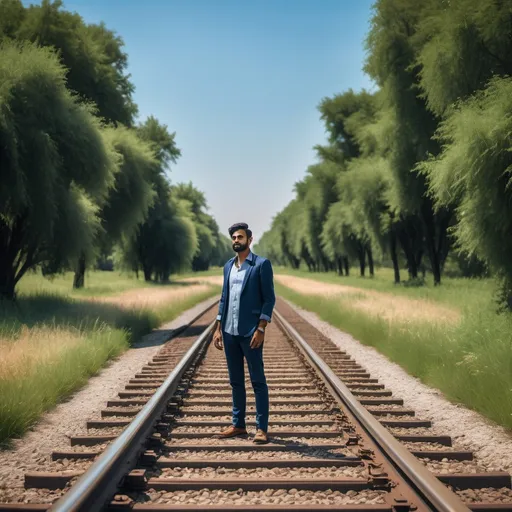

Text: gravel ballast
xmin=163 ymin=448 xmax=352 ymax=460
xmin=156 ymin=465 xmax=368 ymax=479
xmin=140 ymin=489 xmax=387 ymax=506
xmin=165 ymin=436 xmax=347 ymax=446
xmin=286 ymin=299 xmax=512 ymax=474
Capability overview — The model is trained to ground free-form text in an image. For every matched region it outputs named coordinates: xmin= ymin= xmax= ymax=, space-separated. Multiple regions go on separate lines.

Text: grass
xmin=274 ymin=266 xmax=495 ymax=312
xmin=18 ymin=269 xmax=169 ymax=297
xmin=0 ymin=270 xmax=220 ymax=444
xmin=0 ymin=325 xmax=128 ymax=444
xmin=277 ymin=282 xmax=512 ymax=430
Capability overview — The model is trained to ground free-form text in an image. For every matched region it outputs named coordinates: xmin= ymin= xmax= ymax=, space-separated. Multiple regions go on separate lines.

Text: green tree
xmin=365 ymin=0 xmax=451 ymax=284
xmin=294 ymin=162 xmax=338 ymax=271
xmin=120 ymin=118 xmax=197 ymax=282
xmin=14 ymin=0 xmax=137 ymax=125
xmin=0 ymin=42 xmax=118 ymax=299
xmin=72 ymin=126 xmax=157 ymax=288
xmin=422 ymin=77 xmax=512 ymax=306
xmin=0 ymin=0 xmax=25 ymax=42
xmin=415 ymin=0 xmax=512 ymax=118
xmin=172 ymin=182 xmax=219 ymax=271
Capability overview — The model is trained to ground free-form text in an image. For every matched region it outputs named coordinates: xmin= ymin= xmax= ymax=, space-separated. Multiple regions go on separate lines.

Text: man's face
xmin=231 ymin=230 xmax=251 ymax=253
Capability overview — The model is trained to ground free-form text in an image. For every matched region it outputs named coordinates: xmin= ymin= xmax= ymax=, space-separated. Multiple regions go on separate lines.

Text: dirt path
xmin=87 ymin=283 xmax=213 ymax=309
xmin=275 ymin=275 xmax=459 ymax=324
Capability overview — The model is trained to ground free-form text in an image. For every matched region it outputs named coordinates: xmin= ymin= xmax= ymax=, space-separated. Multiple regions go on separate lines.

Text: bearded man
xmin=212 ymin=222 xmax=276 ymax=444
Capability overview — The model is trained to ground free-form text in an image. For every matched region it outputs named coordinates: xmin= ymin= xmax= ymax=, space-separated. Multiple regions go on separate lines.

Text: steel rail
xmin=51 ymin=319 xmax=216 ymax=512
xmin=274 ymin=309 xmax=470 ymax=512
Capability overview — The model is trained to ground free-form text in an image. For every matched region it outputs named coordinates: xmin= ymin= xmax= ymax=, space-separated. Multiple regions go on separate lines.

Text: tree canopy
xmin=256 ymin=0 xmax=511 ymax=306
xmin=0 ymin=2 xmax=227 ymax=298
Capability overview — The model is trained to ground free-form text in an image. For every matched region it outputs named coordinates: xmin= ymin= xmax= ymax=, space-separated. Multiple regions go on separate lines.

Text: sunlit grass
xmin=0 ymin=325 xmax=128 ymax=442
xmin=0 ymin=270 xmax=220 ymax=444
xmin=17 ymin=270 xmax=160 ymax=297
xmin=274 ymin=266 xmax=495 ymax=313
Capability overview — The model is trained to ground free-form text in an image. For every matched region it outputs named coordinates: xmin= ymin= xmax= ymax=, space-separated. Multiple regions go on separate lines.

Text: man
xmin=212 ymin=222 xmax=276 ymax=444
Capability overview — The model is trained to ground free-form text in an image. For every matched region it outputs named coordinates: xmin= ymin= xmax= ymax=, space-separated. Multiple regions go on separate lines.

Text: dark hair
xmin=228 ymin=222 xmax=252 ymax=238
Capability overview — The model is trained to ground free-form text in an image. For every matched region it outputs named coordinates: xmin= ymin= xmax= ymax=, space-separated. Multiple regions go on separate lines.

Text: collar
xmin=235 ymin=251 xmax=253 ymax=267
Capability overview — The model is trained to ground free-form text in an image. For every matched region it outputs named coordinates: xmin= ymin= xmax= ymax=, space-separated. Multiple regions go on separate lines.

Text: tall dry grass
xmin=0 ymin=275 xmax=220 ymax=445
xmin=0 ymin=324 xmax=127 ymax=442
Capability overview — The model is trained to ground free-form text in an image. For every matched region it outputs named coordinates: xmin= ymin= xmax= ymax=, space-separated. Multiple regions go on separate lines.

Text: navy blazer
xmin=217 ymin=252 xmax=276 ymax=337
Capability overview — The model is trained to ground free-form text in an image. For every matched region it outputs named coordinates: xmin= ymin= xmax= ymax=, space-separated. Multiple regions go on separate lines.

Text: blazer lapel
xmin=240 ymin=256 xmax=255 ymax=295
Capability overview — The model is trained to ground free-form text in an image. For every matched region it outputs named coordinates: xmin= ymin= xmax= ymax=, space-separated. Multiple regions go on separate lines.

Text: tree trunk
xmin=143 ymin=265 xmax=152 ymax=282
xmin=73 ymin=254 xmax=86 ymax=289
xmin=366 ymin=245 xmax=374 ymax=277
xmin=0 ymin=266 xmax=16 ymax=300
xmin=398 ymin=230 xmax=418 ymax=279
xmin=0 ymin=214 xmax=32 ymax=300
xmin=357 ymin=243 xmax=366 ymax=277
xmin=336 ymin=257 xmax=343 ymax=276
xmin=421 ymin=202 xmax=442 ymax=285
xmin=390 ymin=231 xmax=400 ymax=284
xmin=343 ymin=257 xmax=349 ymax=276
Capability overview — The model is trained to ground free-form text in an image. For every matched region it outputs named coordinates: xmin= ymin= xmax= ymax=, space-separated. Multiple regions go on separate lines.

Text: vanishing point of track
xmin=1 ymin=298 xmax=511 ymax=511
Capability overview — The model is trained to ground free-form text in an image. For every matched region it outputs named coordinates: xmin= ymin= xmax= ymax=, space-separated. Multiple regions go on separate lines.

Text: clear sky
xmin=37 ymin=0 xmax=375 ymax=242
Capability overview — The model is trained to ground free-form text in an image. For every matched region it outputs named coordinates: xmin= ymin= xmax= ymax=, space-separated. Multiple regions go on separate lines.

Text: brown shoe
xmin=253 ymin=429 xmax=268 ymax=444
xmin=216 ymin=425 xmax=247 ymax=439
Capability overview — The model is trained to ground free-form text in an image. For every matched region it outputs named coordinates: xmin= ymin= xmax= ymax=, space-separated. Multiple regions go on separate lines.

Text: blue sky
xmin=37 ymin=0 xmax=375 ymax=242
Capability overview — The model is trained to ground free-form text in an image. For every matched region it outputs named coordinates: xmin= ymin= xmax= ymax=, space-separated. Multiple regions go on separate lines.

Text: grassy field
xmin=275 ymin=268 xmax=512 ymax=431
xmin=0 ymin=270 xmax=220 ymax=445
xmin=274 ymin=266 xmax=495 ymax=312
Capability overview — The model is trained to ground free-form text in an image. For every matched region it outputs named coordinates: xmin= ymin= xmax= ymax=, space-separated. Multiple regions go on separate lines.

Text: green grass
xmin=274 ymin=266 xmax=496 ymax=312
xmin=0 ymin=271 xmax=220 ymax=445
xmin=18 ymin=269 xmax=168 ymax=297
xmin=0 ymin=326 xmax=129 ymax=444
xmin=277 ymin=283 xmax=512 ymax=430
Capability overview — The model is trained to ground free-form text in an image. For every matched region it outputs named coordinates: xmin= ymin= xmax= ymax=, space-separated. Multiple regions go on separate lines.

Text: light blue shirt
xmin=217 ymin=251 xmax=271 ymax=336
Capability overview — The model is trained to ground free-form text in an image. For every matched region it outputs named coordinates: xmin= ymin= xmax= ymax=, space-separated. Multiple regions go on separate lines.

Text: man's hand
xmin=213 ymin=328 xmax=223 ymax=350
xmin=250 ymin=329 xmax=264 ymax=349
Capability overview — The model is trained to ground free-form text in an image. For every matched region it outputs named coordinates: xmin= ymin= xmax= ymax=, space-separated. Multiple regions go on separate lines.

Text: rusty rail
xmin=51 ymin=320 xmax=216 ymax=512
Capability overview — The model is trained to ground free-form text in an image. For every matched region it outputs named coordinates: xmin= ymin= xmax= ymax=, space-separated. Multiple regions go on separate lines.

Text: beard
xmin=232 ymin=242 xmax=248 ymax=253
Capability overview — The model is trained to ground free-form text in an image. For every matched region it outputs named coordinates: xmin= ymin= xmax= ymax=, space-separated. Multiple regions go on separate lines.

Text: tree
xmin=120 ymin=118 xmax=198 ymax=282
xmin=294 ymin=162 xmax=338 ymax=271
xmin=0 ymin=42 xmax=118 ymax=299
xmin=415 ymin=0 xmax=512 ymax=118
xmin=0 ymin=0 xmax=25 ymax=42
xmin=15 ymin=0 xmax=137 ymax=125
xmin=72 ymin=126 xmax=157 ymax=288
xmin=172 ymin=182 xmax=218 ymax=271
xmin=422 ymin=77 xmax=512 ymax=307
xmin=365 ymin=0 xmax=451 ymax=284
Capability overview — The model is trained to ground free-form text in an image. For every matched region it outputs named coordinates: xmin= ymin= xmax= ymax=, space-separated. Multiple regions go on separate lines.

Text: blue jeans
xmin=222 ymin=331 xmax=269 ymax=432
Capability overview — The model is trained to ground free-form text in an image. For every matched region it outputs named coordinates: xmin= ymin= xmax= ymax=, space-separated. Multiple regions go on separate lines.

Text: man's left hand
xmin=250 ymin=329 xmax=264 ymax=349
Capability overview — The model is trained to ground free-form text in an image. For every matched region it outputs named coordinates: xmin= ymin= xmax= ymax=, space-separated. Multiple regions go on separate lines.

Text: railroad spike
xmin=347 ymin=434 xmax=359 ymax=445
xmin=357 ymin=447 xmax=374 ymax=459
xmin=392 ymin=497 xmax=414 ymax=512
xmin=109 ymin=494 xmax=134 ymax=510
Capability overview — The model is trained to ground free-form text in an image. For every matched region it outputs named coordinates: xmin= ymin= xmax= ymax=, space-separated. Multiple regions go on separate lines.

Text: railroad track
xmin=0 ymin=298 xmax=511 ymax=511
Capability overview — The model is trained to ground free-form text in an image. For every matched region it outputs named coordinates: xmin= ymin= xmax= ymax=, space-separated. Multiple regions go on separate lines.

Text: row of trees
xmin=0 ymin=0 xmax=230 ymax=299
xmin=256 ymin=0 xmax=512 ymax=306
